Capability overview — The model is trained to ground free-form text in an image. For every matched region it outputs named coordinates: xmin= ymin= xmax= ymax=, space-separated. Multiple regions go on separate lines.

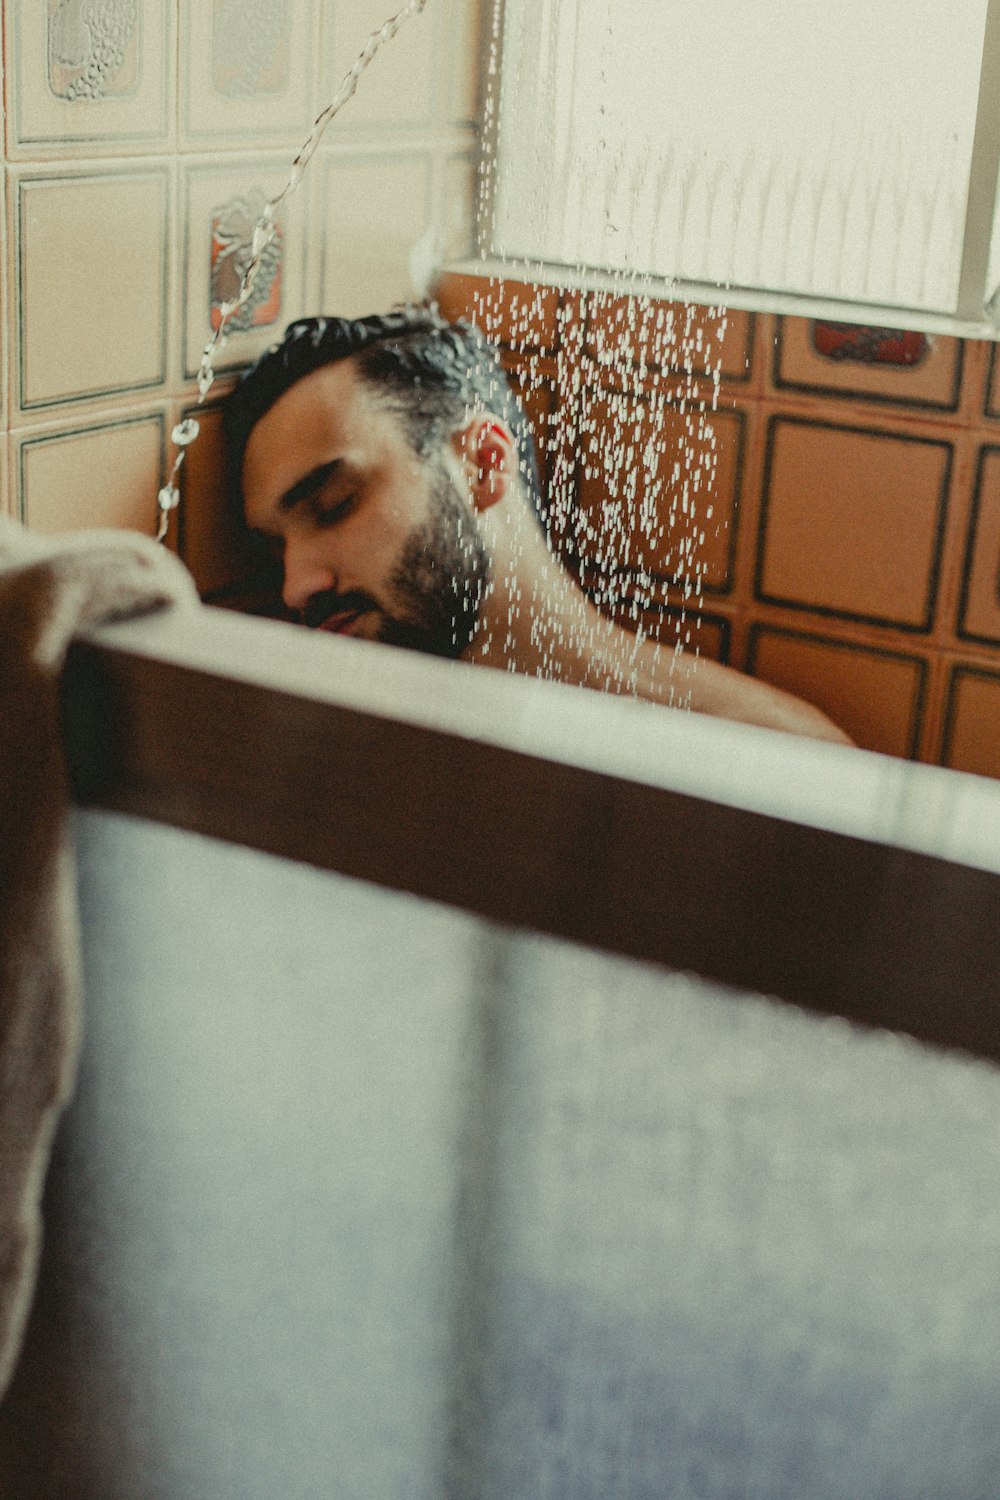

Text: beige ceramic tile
xmin=15 ymin=167 xmax=169 ymax=416
xmin=181 ymin=157 xmax=310 ymax=381
xmin=0 ymin=167 xmax=6 ymax=433
xmin=750 ymin=626 xmax=925 ymax=759
xmin=320 ymin=150 xmax=433 ymax=315
xmin=323 ymin=0 xmax=438 ymax=133
xmin=181 ymin=0 xmax=319 ymax=148
xmin=441 ymin=0 xmax=484 ymax=126
xmin=16 ymin=409 xmax=165 ymax=535
xmin=0 ymin=440 xmax=9 ymax=518
xmin=8 ymin=0 xmax=172 ymax=155
xmin=757 ymin=415 xmax=951 ymax=630
xmin=440 ymin=152 xmax=478 ymax=264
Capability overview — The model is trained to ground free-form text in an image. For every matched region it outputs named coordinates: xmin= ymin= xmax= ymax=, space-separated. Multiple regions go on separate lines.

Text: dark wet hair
xmin=223 ymin=306 xmax=544 ymax=524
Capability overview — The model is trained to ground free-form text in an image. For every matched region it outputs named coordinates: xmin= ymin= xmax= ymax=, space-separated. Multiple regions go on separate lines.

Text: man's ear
xmin=453 ymin=416 xmax=516 ymax=513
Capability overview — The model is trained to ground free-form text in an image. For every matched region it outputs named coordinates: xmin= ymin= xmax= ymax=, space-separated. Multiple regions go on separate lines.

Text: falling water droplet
xmin=171 ymin=418 xmax=201 ymax=447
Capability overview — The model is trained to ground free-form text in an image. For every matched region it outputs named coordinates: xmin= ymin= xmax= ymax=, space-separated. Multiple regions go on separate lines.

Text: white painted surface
xmin=495 ymin=0 xmax=992 ymax=313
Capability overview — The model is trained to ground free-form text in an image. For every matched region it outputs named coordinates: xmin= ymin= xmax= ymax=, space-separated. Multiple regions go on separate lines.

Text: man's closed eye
xmin=312 ymin=493 xmax=357 ymax=528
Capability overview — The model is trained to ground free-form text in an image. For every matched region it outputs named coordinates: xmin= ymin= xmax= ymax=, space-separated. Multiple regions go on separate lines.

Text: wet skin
xmin=241 ymin=357 xmax=488 ymax=657
xmin=241 ymin=356 xmax=854 ymax=744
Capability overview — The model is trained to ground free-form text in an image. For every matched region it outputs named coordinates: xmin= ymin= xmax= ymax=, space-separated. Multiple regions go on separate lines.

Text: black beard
xmin=375 ymin=463 xmax=490 ymax=660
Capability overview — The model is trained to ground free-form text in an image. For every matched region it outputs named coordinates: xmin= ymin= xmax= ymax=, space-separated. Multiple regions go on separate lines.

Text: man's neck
xmin=465 ymin=507 xmax=664 ymax=697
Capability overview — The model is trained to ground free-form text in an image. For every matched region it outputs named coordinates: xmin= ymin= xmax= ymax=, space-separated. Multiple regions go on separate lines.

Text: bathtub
xmin=1 ymin=604 xmax=999 ymax=1498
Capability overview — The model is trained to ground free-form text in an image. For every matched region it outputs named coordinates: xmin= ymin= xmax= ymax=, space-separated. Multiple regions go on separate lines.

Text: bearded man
xmin=224 ymin=309 xmax=850 ymax=745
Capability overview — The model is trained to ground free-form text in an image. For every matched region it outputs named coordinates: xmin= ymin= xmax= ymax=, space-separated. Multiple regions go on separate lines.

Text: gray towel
xmin=0 ymin=517 xmax=197 ymax=1400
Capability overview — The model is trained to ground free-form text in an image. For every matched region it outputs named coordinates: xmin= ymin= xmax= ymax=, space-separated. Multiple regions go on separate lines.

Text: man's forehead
xmin=259 ymin=356 xmax=368 ymax=436
xmin=242 ymin=358 xmax=372 ymax=506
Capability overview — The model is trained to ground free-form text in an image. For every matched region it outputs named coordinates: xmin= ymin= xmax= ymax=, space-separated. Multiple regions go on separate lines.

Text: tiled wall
xmin=437 ymin=272 xmax=1000 ymax=781
xmin=1 ymin=0 xmax=481 ymax=588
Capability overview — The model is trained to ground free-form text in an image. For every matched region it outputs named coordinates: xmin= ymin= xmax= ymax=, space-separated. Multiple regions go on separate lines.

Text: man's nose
xmin=281 ymin=537 xmax=336 ymax=614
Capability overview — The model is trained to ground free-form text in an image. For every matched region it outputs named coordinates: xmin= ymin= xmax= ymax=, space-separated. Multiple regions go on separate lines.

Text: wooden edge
xmin=59 ymin=608 xmax=1000 ymax=1062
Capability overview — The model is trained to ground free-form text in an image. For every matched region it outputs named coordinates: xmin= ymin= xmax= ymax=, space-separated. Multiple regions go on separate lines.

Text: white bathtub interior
xmin=1 ymin=804 xmax=998 ymax=1499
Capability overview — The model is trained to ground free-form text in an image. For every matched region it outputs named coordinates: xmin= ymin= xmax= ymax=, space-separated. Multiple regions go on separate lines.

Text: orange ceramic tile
xmin=502 ymin=359 xmax=556 ymax=493
xmin=749 ymin=626 xmax=926 ymax=757
xmin=955 ymin=335 xmax=992 ymax=427
xmin=773 ymin=315 xmax=963 ymax=412
xmin=573 ymin=390 xmax=743 ymax=594
xmin=434 ymin=272 xmax=561 ymax=354
xmin=580 ymin=597 xmax=730 ymax=663
xmin=175 ymin=400 xmax=260 ymax=598
xmin=959 ymin=445 xmax=1000 ymax=646
xmin=757 ymin=415 xmax=950 ymax=630
xmin=653 ymin=607 xmax=730 ymax=664
xmin=942 ymin=666 xmax=1000 ymax=780
xmin=585 ymin=293 xmax=753 ymax=385
xmin=986 ymin=344 xmax=1000 ymax=421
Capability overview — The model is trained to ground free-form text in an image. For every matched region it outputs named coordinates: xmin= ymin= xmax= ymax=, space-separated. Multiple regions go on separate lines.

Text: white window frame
xmin=472 ymin=0 xmax=1000 ymax=338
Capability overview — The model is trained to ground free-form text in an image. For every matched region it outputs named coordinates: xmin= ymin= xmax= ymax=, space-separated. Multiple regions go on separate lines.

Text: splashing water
xmin=156 ymin=0 xmax=430 ymax=543
xmin=471 ymin=0 xmax=730 ymax=709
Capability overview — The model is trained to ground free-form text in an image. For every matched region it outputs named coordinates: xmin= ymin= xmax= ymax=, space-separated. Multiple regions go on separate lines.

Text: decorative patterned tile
xmin=15 ymin=409 xmax=165 ymax=534
xmin=319 ymin=150 xmax=433 ymax=317
xmin=756 ymin=415 xmax=951 ymax=630
xmin=749 ymin=626 xmax=926 ymax=758
xmin=773 ymin=315 xmax=963 ymax=412
xmin=942 ymin=666 xmax=1000 ymax=780
xmin=180 ymin=0 xmax=318 ymax=147
xmin=181 ymin=158 xmax=309 ymax=380
xmin=14 ymin=167 xmax=169 ymax=415
xmin=322 ymin=0 xmax=438 ymax=133
xmin=958 ymin=445 xmax=1000 ymax=645
xmin=573 ymin=391 xmax=743 ymax=594
xmin=9 ymin=0 xmax=172 ymax=154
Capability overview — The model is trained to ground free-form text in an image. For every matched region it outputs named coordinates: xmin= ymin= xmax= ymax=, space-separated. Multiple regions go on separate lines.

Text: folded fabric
xmin=0 ymin=517 xmax=198 ymax=1401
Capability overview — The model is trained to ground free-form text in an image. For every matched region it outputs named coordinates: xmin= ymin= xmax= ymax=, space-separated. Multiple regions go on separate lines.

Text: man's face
xmin=241 ymin=357 xmax=489 ymax=658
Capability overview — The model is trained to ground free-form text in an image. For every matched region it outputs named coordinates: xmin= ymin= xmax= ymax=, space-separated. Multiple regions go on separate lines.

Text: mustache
xmin=302 ymin=587 xmax=377 ymax=629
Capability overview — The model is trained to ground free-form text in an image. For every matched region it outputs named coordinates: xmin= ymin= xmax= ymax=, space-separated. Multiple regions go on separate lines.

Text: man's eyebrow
xmin=278 ymin=459 xmax=343 ymax=514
